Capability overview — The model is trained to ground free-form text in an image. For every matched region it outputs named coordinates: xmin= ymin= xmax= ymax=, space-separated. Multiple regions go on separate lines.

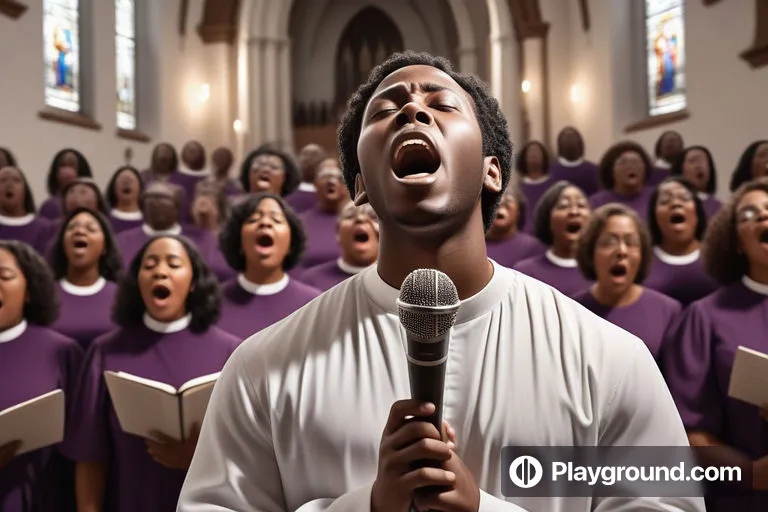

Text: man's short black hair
xmin=219 ymin=192 xmax=306 ymax=272
xmin=669 ymin=145 xmax=717 ymax=195
xmin=50 ymin=208 xmax=123 ymax=282
xmin=47 ymin=148 xmax=93 ymax=196
xmin=112 ymin=235 xmax=221 ymax=333
xmin=647 ymin=176 xmax=707 ymax=246
xmin=337 ymin=51 xmax=514 ymax=232
xmin=0 ymin=147 xmax=17 ymax=167
xmin=515 ymin=141 xmax=550 ymax=177
xmin=730 ymin=140 xmax=768 ymax=192
xmin=238 ymin=146 xmax=301 ymax=197
xmin=0 ymin=240 xmax=59 ymax=325
xmin=106 ymin=165 xmax=144 ymax=208
xmin=533 ymin=180 xmax=577 ymax=246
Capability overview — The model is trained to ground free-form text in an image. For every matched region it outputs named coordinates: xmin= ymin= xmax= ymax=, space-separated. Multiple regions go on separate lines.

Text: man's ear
xmin=483 ymin=156 xmax=503 ymax=194
xmin=353 ymin=174 xmax=369 ymax=206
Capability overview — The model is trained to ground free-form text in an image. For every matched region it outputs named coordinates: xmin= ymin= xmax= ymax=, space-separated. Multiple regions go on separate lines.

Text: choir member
xmin=217 ymin=193 xmax=320 ymax=339
xmin=180 ymin=52 xmax=701 ymax=512
xmin=209 ymin=147 xmax=243 ymax=198
xmin=664 ymin=178 xmax=768 ymax=511
xmin=189 ymin=180 xmax=234 ymax=282
xmin=574 ymin=203 xmax=681 ymax=361
xmin=49 ymin=208 xmax=122 ymax=350
xmin=301 ymin=201 xmax=379 ymax=291
xmin=293 ymin=160 xmax=351 ymax=275
xmin=515 ymin=140 xmax=555 ymax=233
xmin=515 ymin=180 xmax=592 ymax=296
xmin=548 ymin=126 xmax=600 ymax=197
xmin=238 ymin=145 xmax=301 ymax=197
xmin=0 ymin=166 xmax=50 ymax=254
xmin=0 ymin=240 xmax=83 ymax=512
xmin=61 ymin=235 xmax=240 ymax=512
xmin=286 ymin=143 xmax=326 ymax=213
xmin=0 ymin=147 xmax=16 ymax=168
xmin=172 ymin=141 xmax=209 ymax=214
xmin=650 ymin=130 xmax=684 ymax=186
xmin=141 ymin=143 xmax=178 ymax=185
xmin=39 ymin=149 xmax=93 ymax=221
xmin=43 ymin=178 xmax=110 ymax=258
xmin=105 ymin=165 xmax=144 ymax=234
xmin=729 ymin=139 xmax=768 ymax=192
xmin=670 ymin=145 xmax=721 ymax=220
xmin=484 ymin=187 xmax=545 ymax=268
xmin=589 ymin=140 xmax=654 ymax=219
xmin=644 ymin=176 xmax=719 ymax=305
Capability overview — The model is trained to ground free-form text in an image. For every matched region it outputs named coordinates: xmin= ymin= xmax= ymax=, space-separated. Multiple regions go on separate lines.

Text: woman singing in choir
xmin=589 ymin=141 xmax=655 ymax=219
xmin=515 ymin=180 xmax=592 ymax=296
xmin=188 ymin=180 xmax=233 ymax=281
xmin=644 ymin=176 xmax=719 ymax=305
xmin=484 ymin=187 xmax=545 ymax=268
xmin=218 ymin=193 xmax=320 ymax=339
xmin=39 ymin=149 xmax=93 ymax=221
xmin=105 ymin=165 xmax=144 ymax=234
xmin=238 ymin=145 xmax=301 ymax=197
xmin=574 ymin=204 xmax=681 ymax=361
xmin=729 ymin=139 xmax=768 ymax=192
xmin=0 ymin=241 xmax=83 ymax=512
xmin=0 ymin=166 xmax=51 ymax=254
xmin=49 ymin=208 xmax=122 ymax=350
xmin=670 ymin=146 xmax=721 ymax=220
xmin=514 ymin=140 xmax=554 ymax=233
xmin=664 ymin=178 xmax=768 ymax=510
xmin=60 ymin=235 xmax=239 ymax=512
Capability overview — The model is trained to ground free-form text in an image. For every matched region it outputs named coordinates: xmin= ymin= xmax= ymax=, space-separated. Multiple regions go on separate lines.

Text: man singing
xmin=178 ymin=52 xmax=702 ymax=512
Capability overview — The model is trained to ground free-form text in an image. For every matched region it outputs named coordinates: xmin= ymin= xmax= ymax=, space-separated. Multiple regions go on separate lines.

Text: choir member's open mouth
xmin=256 ymin=172 xmax=272 ymax=186
xmin=626 ymin=171 xmax=638 ymax=180
xmin=565 ymin=221 xmax=582 ymax=234
xmin=353 ymin=230 xmax=370 ymax=244
xmin=73 ymin=239 xmax=88 ymax=249
xmin=670 ymin=213 xmax=686 ymax=224
xmin=151 ymin=284 xmax=171 ymax=300
xmin=256 ymin=234 xmax=274 ymax=248
xmin=609 ymin=264 xmax=628 ymax=277
xmin=495 ymin=209 xmax=508 ymax=221
xmin=4 ymin=190 xmax=14 ymax=200
xmin=391 ymin=132 xmax=441 ymax=182
xmin=121 ymin=186 xmax=133 ymax=195
xmin=760 ymin=229 xmax=768 ymax=244
xmin=0 ymin=299 xmax=3 ymax=310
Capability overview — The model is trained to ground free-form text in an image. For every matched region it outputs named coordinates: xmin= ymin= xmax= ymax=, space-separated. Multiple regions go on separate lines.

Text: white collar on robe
xmin=697 ymin=192 xmax=710 ymax=201
xmin=361 ymin=259 xmax=511 ymax=325
xmin=654 ymin=158 xmax=672 ymax=170
xmin=337 ymin=258 xmax=373 ymax=275
xmin=742 ymin=275 xmax=768 ymax=296
xmin=0 ymin=213 xmax=35 ymax=226
xmin=522 ymin=175 xmax=550 ymax=185
xmin=142 ymin=223 xmax=182 ymax=237
xmin=0 ymin=319 xmax=27 ymax=344
xmin=111 ymin=209 xmax=143 ymax=221
xmin=298 ymin=182 xmax=316 ymax=193
xmin=654 ymin=246 xmax=700 ymax=266
xmin=545 ymin=249 xmax=578 ymax=268
xmin=60 ymin=277 xmax=106 ymax=296
xmin=178 ymin=166 xmax=209 ymax=177
xmin=238 ymin=273 xmax=290 ymax=295
xmin=143 ymin=313 xmax=191 ymax=333
xmin=558 ymin=157 xmax=584 ymax=168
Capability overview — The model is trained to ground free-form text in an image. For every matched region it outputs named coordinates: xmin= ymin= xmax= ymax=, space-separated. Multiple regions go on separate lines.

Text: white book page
xmin=104 ymin=371 xmax=182 ymax=440
xmin=728 ymin=346 xmax=768 ymax=408
xmin=180 ymin=380 xmax=218 ymax=439
xmin=0 ymin=390 xmax=65 ymax=455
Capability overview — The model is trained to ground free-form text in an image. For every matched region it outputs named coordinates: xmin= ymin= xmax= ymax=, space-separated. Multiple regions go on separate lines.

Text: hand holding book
xmin=146 ymin=423 xmax=200 ymax=470
xmin=0 ymin=440 xmax=21 ymax=471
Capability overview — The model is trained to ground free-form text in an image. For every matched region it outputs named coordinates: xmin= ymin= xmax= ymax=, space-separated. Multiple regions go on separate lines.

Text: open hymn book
xmin=728 ymin=346 xmax=768 ymax=408
xmin=0 ymin=390 xmax=65 ymax=456
xmin=104 ymin=371 xmax=220 ymax=442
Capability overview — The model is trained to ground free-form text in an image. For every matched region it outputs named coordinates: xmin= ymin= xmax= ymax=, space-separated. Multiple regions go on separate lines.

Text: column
xmin=247 ymin=37 xmax=264 ymax=149
xmin=490 ymin=33 xmax=521 ymax=145
xmin=522 ymin=38 xmax=544 ymax=142
xmin=457 ymin=46 xmax=477 ymax=74
xmin=263 ymin=39 xmax=279 ymax=145
xmin=278 ymin=38 xmax=293 ymax=151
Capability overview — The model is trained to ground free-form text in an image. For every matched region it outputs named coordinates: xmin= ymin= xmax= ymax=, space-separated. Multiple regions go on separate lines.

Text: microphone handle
xmin=407 ymin=359 xmax=447 ymax=438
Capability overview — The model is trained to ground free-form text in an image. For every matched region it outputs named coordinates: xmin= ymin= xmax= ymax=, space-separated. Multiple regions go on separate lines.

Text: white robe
xmin=178 ymin=261 xmax=704 ymax=512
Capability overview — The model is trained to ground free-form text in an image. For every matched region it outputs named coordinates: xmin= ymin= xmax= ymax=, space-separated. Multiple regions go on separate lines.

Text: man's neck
xmin=244 ymin=264 xmax=285 ymax=285
xmin=116 ymin=199 xmax=139 ymax=213
xmin=591 ymin=282 xmax=642 ymax=307
xmin=67 ymin=266 xmax=101 ymax=287
xmin=660 ymin=238 xmax=699 ymax=256
xmin=614 ymin=183 xmax=642 ymax=197
xmin=0 ymin=206 xmax=25 ymax=218
xmin=551 ymin=241 xmax=577 ymax=260
xmin=527 ymin=167 xmax=545 ymax=180
xmin=317 ymin=199 xmax=342 ymax=214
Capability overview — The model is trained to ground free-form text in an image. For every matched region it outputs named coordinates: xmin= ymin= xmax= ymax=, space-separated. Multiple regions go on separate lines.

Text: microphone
xmin=397 ymin=269 xmax=460 ymax=439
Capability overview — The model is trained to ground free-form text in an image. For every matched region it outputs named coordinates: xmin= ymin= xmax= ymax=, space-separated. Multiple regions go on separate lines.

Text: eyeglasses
xmin=554 ymin=198 xmax=588 ymax=210
xmin=736 ymin=203 xmax=768 ymax=224
xmin=616 ymin=155 xmax=643 ymax=166
xmin=596 ymin=234 xmax=642 ymax=249
xmin=657 ymin=191 xmax=694 ymax=206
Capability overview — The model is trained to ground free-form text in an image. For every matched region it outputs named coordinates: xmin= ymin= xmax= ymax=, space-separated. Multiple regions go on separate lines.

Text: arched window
xmin=645 ymin=0 xmax=686 ymax=116
xmin=43 ymin=0 xmax=80 ymax=112
xmin=116 ymin=0 xmax=136 ymax=130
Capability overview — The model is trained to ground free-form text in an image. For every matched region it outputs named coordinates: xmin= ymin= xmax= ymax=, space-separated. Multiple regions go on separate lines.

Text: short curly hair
xmin=112 ymin=235 xmax=221 ymax=333
xmin=703 ymin=178 xmax=768 ymax=285
xmin=61 ymin=178 xmax=109 ymax=216
xmin=533 ymin=180 xmax=583 ymax=246
xmin=337 ymin=51 xmax=514 ymax=232
xmin=648 ymin=176 xmax=707 ymax=246
xmin=729 ymin=140 xmax=768 ymax=192
xmin=238 ymin=146 xmax=301 ymax=197
xmin=219 ymin=193 xmax=306 ymax=272
xmin=598 ymin=141 xmax=653 ymax=190
xmin=46 ymin=148 xmax=93 ymax=196
xmin=515 ymin=141 xmax=551 ymax=177
xmin=0 ymin=147 xmax=17 ymax=167
xmin=0 ymin=240 xmax=59 ymax=325
xmin=50 ymin=208 xmax=123 ymax=282
xmin=669 ymin=145 xmax=717 ymax=195
xmin=105 ymin=165 xmax=144 ymax=209
xmin=576 ymin=203 xmax=652 ymax=283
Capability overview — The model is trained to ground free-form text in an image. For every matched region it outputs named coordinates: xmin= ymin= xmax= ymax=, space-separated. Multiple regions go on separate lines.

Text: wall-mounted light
xmin=233 ymin=119 xmax=243 ymax=133
xmin=570 ymin=84 xmax=582 ymax=103
xmin=521 ymin=80 xmax=531 ymax=94
xmin=198 ymin=83 xmax=210 ymax=103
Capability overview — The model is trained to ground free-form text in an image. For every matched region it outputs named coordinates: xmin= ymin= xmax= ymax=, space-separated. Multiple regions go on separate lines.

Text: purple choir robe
xmin=549 ymin=158 xmax=600 ymax=197
xmin=60 ymin=322 xmax=240 ymax=512
xmin=50 ymin=279 xmax=117 ymax=350
xmin=588 ymin=187 xmax=655 ymax=222
xmin=285 ymin=185 xmax=317 ymax=214
xmin=513 ymin=251 xmax=591 ymax=297
xmin=202 ymin=239 xmax=237 ymax=282
xmin=0 ymin=215 xmax=51 ymax=255
xmin=221 ymin=179 xmax=243 ymax=199
xmin=486 ymin=232 xmax=546 ymax=269
xmin=115 ymin=225 xmax=213 ymax=267
xmin=170 ymin=169 xmax=208 ymax=225
xmin=663 ymin=278 xmax=768 ymax=511
xmin=218 ymin=275 xmax=321 ymax=339
xmin=520 ymin=175 xmax=557 ymax=234
xmin=140 ymin=172 xmax=192 ymax=228
xmin=108 ymin=210 xmax=143 ymax=235
xmin=38 ymin=197 xmax=61 ymax=221
xmin=295 ymin=207 xmax=341 ymax=275
xmin=649 ymin=161 xmax=671 ymax=187
xmin=0 ymin=323 xmax=83 ymax=512
xmin=699 ymin=194 xmax=722 ymax=221
xmin=573 ymin=287 xmax=681 ymax=360
xmin=643 ymin=248 xmax=719 ymax=306
xmin=300 ymin=259 xmax=368 ymax=292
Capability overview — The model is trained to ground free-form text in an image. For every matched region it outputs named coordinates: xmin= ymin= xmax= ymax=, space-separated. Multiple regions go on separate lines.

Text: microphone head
xmin=397 ymin=269 xmax=460 ymax=340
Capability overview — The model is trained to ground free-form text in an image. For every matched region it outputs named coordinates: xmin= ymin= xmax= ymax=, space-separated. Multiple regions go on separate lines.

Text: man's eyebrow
xmin=418 ymin=82 xmax=450 ymax=93
xmin=370 ymin=81 xmax=456 ymax=103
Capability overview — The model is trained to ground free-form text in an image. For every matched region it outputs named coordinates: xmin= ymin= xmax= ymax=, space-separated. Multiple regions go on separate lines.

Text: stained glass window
xmin=43 ymin=0 xmax=80 ymax=112
xmin=645 ymin=0 xmax=686 ymax=116
xmin=116 ymin=0 xmax=136 ymax=130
